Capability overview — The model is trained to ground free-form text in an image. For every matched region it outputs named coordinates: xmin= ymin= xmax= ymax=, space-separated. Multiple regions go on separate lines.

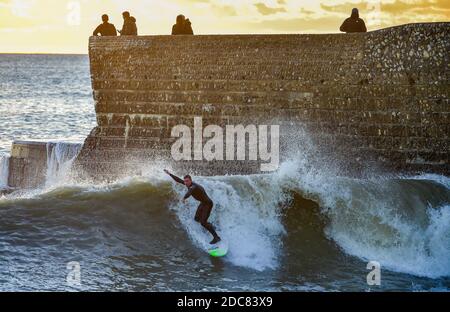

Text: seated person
xmin=93 ymin=14 xmax=117 ymax=36
xmin=172 ymin=15 xmax=194 ymax=35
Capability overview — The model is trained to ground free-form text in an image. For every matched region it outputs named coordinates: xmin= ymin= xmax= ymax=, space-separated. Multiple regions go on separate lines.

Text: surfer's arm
xmin=164 ymin=170 xmax=185 ymax=185
xmin=183 ymin=187 xmax=193 ymax=200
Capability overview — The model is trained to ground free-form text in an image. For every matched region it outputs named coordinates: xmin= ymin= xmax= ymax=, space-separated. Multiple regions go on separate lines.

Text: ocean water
xmin=0 ymin=54 xmax=95 ymax=154
xmin=0 ymin=55 xmax=449 ymax=292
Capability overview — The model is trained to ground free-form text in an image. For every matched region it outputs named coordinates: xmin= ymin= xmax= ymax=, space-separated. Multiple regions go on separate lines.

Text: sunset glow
xmin=0 ymin=0 xmax=449 ymax=53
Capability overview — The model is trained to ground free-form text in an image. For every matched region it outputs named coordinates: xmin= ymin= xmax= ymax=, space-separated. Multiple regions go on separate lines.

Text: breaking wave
xmin=1 ymin=143 xmax=449 ymax=280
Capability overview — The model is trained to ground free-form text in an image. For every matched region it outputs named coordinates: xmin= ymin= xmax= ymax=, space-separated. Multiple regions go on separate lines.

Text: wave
xmin=0 ymin=141 xmax=449 ymax=279
xmin=45 ymin=142 xmax=82 ymax=187
xmin=1 ymin=166 xmax=449 ymax=279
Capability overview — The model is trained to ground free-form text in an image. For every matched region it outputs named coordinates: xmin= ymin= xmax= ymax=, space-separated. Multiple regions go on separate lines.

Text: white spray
xmin=46 ymin=142 xmax=82 ymax=187
xmin=0 ymin=153 xmax=9 ymax=188
xmin=165 ymin=145 xmax=450 ymax=278
xmin=170 ymin=173 xmax=289 ymax=271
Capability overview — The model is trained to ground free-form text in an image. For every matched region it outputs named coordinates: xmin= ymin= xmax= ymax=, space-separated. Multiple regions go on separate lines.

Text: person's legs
xmin=195 ymin=202 xmax=220 ymax=242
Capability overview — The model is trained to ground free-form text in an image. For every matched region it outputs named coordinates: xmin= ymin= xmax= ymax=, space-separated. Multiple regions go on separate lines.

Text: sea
xmin=0 ymin=54 xmax=449 ymax=291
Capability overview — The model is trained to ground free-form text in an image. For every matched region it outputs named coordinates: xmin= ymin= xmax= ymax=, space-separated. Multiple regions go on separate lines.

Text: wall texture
xmin=6 ymin=141 xmax=81 ymax=189
xmin=7 ymin=141 xmax=48 ymax=189
xmin=75 ymin=23 xmax=449 ymax=178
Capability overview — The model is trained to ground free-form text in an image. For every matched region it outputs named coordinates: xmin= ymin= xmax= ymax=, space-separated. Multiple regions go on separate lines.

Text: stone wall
xmin=75 ymin=23 xmax=449 ymax=178
xmin=8 ymin=141 xmax=48 ymax=188
xmin=6 ymin=141 xmax=81 ymax=189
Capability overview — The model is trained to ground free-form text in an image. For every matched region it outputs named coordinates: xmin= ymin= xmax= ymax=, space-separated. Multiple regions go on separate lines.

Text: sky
xmin=0 ymin=0 xmax=449 ymax=53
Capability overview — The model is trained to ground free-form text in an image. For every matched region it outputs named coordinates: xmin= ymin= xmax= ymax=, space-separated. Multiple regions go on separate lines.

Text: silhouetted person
xmin=93 ymin=14 xmax=117 ymax=36
xmin=172 ymin=15 xmax=194 ymax=35
xmin=184 ymin=18 xmax=193 ymax=35
xmin=119 ymin=11 xmax=138 ymax=36
xmin=340 ymin=8 xmax=367 ymax=33
xmin=130 ymin=17 xmax=138 ymax=35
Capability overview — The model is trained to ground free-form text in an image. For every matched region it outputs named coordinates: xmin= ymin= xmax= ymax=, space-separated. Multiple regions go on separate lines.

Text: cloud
xmin=319 ymin=0 xmax=449 ymax=26
xmin=246 ymin=15 xmax=341 ymax=32
xmin=211 ymin=4 xmax=237 ymax=16
xmin=320 ymin=1 xmax=368 ymax=14
xmin=1 ymin=0 xmax=450 ymax=53
xmin=382 ymin=0 xmax=450 ymax=14
xmin=254 ymin=3 xmax=286 ymax=15
xmin=320 ymin=0 xmax=450 ymax=15
xmin=300 ymin=7 xmax=315 ymax=15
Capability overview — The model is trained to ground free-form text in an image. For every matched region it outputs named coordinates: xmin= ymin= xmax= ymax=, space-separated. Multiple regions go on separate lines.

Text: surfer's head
xmin=183 ymin=175 xmax=192 ymax=187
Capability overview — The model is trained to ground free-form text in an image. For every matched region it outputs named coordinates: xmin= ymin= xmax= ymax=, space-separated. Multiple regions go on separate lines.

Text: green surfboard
xmin=208 ymin=247 xmax=228 ymax=257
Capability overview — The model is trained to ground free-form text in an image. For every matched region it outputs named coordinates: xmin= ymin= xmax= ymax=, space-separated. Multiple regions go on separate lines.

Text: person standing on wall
xmin=340 ymin=8 xmax=367 ymax=33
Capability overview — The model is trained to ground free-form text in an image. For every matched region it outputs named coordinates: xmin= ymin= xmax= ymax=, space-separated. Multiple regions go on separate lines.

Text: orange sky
xmin=0 ymin=0 xmax=449 ymax=53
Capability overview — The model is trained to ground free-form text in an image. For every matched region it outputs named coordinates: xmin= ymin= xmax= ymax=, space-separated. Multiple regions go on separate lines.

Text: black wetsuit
xmin=169 ymin=174 xmax=219 ymax=239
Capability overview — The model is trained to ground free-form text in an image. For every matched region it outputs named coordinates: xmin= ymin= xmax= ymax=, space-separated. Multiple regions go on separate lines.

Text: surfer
xmin=164 ymin=170 xmax=221 ymax=244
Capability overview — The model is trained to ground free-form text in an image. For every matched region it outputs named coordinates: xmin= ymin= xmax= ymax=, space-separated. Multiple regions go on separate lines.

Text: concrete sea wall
xmin=74 ymin=22 xmax=449 ymax=178
xmin=2 ymin=141 xmax=81 ymax=190
xmin=3 ymin=23 xmax=449 ymax=189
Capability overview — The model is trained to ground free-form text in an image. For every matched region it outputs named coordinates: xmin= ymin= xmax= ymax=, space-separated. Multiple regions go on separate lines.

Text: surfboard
xmin=208 ymin=241 xmax=228 ymax=257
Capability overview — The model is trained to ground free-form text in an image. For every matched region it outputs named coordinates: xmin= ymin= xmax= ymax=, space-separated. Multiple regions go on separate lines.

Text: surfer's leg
xmin=196 ymin=203 xmax=220 ymax=242
xmin=202 ymin=203 xmax=221 ymax=243
xmin=194 ymin=205 xmax=202 ymax=223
